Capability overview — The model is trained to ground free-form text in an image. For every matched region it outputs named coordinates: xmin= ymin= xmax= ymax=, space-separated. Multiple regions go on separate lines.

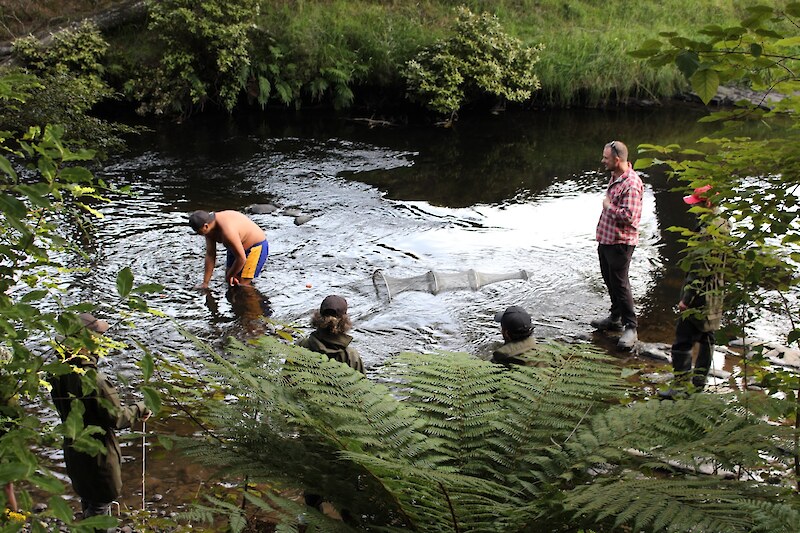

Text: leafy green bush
xmin=0 ymin=75 xmax=161 ymax=529
xmin=403 ymin=7 xmax=543 ymax=121
xmin=135 ymin=0 xmax=259 ymax=115
xmin=5 ymin=22 xmax=134 ymax=156
xmin=634 ymin=3 xmax=800 ymax=486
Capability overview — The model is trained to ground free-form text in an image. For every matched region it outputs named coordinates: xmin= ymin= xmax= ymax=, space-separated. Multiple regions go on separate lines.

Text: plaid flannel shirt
xmin=596 ymin=166 xmax=643 ymax=245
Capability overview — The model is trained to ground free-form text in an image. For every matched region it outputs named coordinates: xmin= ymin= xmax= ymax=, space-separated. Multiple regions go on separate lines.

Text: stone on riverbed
xmin=764 ymin=345 xmax=800 ymax=368
xmin=638 ymin=342 xmax=671 ymax=362
xmin=248 ymin=203 xmax=279 ymax=214
xmin=641 ymin=372 xmax=673 ymax=384
xmin=282 ymin=207 xmax=303 ymax=217
xmin=294 ymin=215 xmax=313 ymax=225
xmin=733 ymin=338 xmax=800 ymax=368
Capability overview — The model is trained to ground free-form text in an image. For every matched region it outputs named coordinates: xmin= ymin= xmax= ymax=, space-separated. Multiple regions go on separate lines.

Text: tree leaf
xmin=20 ymin=289 xmax=49 ymax=303
xmin=0 ymin=193 xmax=27 ymax=219
xmin=774 ymin=36 xmax=800 ymax=47
xmin=621 ymin=368 xmax=641 ymax=379
xmin=0 ymin=154 xmax=17 ymax=180
xmin=140 ymin=352 xmax=154 ymax=383
xmin=47 ymin=495 xmax=74 ymax=523
xmin=126 ymin=295 xmax=149 ymax=312
xmin=675 ymin=50 xmax=700 ymax=79
xmin=142 ymin=386 xmax=161 ymax=414
xmin=690 ymin=68 xmax=720 ymax=104
xmin=29 ymin=472 xmax=64 ymax=495
xmin=157 ymin=435 xmax=175 ymax=450
xmin=78 ymin=515 xmax=118 ymax=529
xmin=116 ymin=266 xmax=133 ymax=297
xmin=0 ymin=463 xmax=32 ymax=485
xmin=131 ymin=283 xmax=164 ymax=294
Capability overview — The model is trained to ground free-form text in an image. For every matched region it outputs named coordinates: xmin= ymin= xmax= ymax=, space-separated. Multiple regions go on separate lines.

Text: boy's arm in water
xmin=196 ymin=236 xmax=216 ymax=289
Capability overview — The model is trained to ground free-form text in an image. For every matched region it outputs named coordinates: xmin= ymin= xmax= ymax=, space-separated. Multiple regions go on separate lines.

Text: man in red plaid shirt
xmin=591 ymin=140 xmax=643 ymax=350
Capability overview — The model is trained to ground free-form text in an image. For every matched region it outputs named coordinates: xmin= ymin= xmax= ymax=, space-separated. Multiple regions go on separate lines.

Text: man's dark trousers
xmin=598 ymin=243 xmax=637 ymax=327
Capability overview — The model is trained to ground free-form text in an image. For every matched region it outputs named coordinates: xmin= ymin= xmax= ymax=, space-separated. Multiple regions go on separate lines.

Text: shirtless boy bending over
xmin=189 ymin=210 xmax=269 ymax=288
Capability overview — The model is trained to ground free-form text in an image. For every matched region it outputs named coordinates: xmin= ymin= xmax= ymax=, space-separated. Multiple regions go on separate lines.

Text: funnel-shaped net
xmin=373 ymin=269 xmax=530 ymax=302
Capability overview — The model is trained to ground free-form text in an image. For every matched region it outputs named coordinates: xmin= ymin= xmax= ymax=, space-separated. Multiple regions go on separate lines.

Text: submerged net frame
xmin=373 ymin=268 xmax=530 ymax=302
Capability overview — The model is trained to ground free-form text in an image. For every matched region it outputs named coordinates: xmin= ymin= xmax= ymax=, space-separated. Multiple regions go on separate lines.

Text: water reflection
xmin=224 ymin=285 xmax=273 ymax=337
xmin=80 ymin=105 xmax=771 ymax=375
xmin=50 ymin=105 xmax=793 ymax=516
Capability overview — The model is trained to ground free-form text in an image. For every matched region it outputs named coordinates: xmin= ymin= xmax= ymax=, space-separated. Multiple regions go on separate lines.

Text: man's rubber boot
xmin=590 ymin=315 xmax=623 ymax=331
xmin=617 ymin=325 xmax=638 ymax=350
xmin=659 ymin=349 xmax=693 ymax=400
xmin=692 ymin=340 xmax=714 ymax=392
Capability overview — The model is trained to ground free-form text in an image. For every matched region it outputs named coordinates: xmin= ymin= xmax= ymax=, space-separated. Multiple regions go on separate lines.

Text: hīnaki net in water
xmin=372 ymin=268 xmax=530 ymax=302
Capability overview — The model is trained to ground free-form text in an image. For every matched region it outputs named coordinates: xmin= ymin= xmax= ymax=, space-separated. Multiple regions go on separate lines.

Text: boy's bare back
xmin=209 ymin=210 xmax=266 ymax=250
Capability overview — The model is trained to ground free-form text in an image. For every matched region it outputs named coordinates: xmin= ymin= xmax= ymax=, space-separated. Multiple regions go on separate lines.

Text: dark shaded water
xmin=52 ymin=105 xmax=788 ymax=517
xmin=78 ymin=106 xmax=729 ymax=369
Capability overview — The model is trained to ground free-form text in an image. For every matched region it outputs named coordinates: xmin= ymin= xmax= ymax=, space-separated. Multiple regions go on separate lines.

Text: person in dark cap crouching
xmin=491 ymin=306 xmax=537 ymax=366
xmin=298 ymin=295 xmax=364 ymax=374
xmin=49 ymin=313 xmax=151 ymax=531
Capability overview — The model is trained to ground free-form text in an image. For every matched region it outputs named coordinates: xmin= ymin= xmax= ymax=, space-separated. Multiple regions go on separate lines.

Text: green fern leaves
xmin=164 ymin=335 xmax=798 ymax=532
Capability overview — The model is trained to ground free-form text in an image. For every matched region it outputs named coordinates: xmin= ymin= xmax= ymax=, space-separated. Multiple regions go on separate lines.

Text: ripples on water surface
xmin=44 ymin=107 xmax=797 ymax=513
xmin=65 ymin=107 xmax=788 ymax=375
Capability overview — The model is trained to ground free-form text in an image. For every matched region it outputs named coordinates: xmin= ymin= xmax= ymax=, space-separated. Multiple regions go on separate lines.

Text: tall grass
xmin=257 ymin=0 xmax=761 ymax=107
xmin=4 ymin=0 xmax=768 ymax=108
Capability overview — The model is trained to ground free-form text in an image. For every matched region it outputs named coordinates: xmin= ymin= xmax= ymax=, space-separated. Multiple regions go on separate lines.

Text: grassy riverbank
xmin=250 ymin=0 xmax=756 ymax=107
xmin=1 ymin=0 xmax=761 ymax=110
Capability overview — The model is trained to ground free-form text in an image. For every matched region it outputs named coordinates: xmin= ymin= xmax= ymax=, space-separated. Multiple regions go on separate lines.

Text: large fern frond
xmin=163 ymin=333 xmax=797 ymax=532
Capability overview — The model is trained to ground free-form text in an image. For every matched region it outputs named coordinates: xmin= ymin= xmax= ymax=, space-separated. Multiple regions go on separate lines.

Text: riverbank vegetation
xmin=2 ymin=1 xmax=800 ymax=531
xmin=633 ymin=1 xmax=800 ymax=498
xmin=1 ymin=0 xmax=758 ymax=121
xmin=157 ymin=336 xmax=798 ymax=531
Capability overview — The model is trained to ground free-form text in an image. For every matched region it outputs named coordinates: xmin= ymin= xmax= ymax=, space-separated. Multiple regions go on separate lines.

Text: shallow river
xmin=50 ymin=105 xmax=790 ymax=517
xmin=77 ymin=106 xmax=744 ymax=370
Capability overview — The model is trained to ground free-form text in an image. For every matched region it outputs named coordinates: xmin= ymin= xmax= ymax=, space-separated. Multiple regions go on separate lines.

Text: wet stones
xmin=247 ymin=203 xmax=315 ymax=226
xmin=247 ymin=203 xmax=278 ymax=214
xmin=638 ymin=342 xmax=671 ymax=362
xmin=281 ymin=208 xmax=302 ymax=217
xmin=731 ymin=338 xmax=800 ymax=368
xmin=763 ymin=344 xmax=800 ymax=368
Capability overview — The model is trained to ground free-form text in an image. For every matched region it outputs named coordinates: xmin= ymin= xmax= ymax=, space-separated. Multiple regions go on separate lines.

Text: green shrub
xmin=5 ymin=22 xmax=133 ymax=155
xmin=403 ymin=7 xmax=543 ymax=120
xmin=163 ymin=335 xmax=799 ymax=532
xmin=135 ymin=0 xmax=259 ymax=115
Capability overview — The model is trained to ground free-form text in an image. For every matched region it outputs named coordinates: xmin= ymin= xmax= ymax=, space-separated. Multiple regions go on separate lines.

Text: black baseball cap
xmin=320 ymin=295 xmax=348 ymax=317
xmin=494 ymin=306 xmax=533 ymax=336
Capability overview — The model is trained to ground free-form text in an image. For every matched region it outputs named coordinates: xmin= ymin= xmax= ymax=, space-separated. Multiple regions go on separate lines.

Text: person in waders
xmin=660 ymin=185 xmax=728 ymax=400
xmin=50 ymin=313 xmax=152 ymax=531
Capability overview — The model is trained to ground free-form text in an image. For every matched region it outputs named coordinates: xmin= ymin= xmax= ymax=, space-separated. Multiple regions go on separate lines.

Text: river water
xmin=77 ymin=106 xmax=734 ymax=371
xmin=52 ymin=105 xmax=789 ymax=518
